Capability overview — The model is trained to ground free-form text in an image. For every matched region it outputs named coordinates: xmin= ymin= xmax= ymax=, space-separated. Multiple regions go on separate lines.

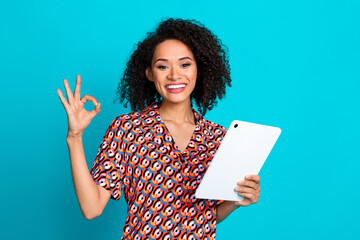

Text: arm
xmin=67 ymin=135 xmax=110 ymax=220
xmin=216 ymin=175 xmax=261 ymax=224
xmin=216 ymin=201 xmax=239 ymax=223
xmin=57 ymin=74 xmax=110 ymax=220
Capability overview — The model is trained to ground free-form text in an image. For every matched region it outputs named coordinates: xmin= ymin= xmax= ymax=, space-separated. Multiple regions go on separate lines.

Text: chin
xmin=161 ymin=97 xmax=191 ymax=105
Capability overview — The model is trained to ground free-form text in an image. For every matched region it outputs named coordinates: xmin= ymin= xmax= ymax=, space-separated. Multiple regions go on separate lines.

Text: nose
xmin=168 ymin=66 xmax=182 ymax=80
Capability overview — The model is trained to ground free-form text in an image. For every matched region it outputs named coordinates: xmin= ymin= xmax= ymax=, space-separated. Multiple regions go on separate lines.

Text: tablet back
xmin=195 ymin=120 xmax=281 ymax=201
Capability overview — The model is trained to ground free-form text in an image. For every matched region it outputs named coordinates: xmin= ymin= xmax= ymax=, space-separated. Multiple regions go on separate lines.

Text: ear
xmin=145 ymin=67 xmax=153 ymax=82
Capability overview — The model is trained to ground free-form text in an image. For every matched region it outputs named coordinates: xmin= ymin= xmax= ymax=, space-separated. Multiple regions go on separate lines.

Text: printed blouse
xmin=90 ymin=102 xmax=227 ymax=240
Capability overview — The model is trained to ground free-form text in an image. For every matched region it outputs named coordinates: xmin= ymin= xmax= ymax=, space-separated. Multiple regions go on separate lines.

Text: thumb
xmin=234 ymin=198 xmax=250 ymax=207
xmin=90 ymin=102 xmax=101 ymax=118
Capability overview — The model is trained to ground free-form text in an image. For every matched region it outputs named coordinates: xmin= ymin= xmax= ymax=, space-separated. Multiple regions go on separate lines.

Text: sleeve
xmin=90 ymin=117 xmax=126 ymax=200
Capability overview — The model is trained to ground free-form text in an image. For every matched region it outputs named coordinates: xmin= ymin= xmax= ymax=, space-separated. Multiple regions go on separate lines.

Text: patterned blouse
xmin=90 ymin=102 xmax=227 ymax=240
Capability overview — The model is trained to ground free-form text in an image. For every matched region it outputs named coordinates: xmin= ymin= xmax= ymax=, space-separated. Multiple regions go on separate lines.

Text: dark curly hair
xmin=114 ymin=18 xmax=231 ymax=115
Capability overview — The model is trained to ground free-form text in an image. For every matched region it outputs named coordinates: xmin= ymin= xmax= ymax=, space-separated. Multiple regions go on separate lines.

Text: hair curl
xmin=114 ymin=18 xmax=231 ymax=115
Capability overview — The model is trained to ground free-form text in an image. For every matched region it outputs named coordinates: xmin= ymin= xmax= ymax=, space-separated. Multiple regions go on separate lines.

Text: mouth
xmin=165 ymin=84 xmax=187 ymax=93
xmin=166 ymin=84 xmax=187 ymax=89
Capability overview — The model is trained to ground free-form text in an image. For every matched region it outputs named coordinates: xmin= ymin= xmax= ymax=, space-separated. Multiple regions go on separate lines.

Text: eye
xmin=181 ymin=63 xmax=191 ymax=68
xmin=157 ymin=65 xmax=168 ymax=69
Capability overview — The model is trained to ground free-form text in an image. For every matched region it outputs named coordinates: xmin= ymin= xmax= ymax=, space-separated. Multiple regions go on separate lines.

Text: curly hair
xmin=114 ymin=18 xmax=231 ymax=115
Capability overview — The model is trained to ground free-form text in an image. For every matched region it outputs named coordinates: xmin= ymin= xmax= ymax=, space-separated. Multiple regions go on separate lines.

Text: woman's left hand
xmin=233 ymin=175 xmax=261 ymax=207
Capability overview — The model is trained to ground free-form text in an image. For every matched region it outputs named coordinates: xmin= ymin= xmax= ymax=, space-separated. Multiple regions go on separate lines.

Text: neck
xmin=158 ymin=99 xmax=195 ymax=124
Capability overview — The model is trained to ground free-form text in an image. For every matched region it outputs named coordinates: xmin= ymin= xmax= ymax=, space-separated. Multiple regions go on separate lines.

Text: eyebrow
xmin=154 ymin=57 xmax=193 ymax=64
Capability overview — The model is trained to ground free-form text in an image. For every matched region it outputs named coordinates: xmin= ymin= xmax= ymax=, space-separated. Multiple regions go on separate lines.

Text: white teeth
xmin=166 ymin=84 xmax=186 ymax=89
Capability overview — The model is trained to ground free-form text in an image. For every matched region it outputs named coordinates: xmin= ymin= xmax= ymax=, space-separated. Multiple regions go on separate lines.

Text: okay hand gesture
xmin=57 ymin=75 xmax=101 ymax=138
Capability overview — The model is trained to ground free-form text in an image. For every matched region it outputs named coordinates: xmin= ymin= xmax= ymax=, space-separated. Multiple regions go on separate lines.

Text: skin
xmin=56 ymin=39 xmax=261 ymax=223
xmin=57 ymin=75 xmax=110 ymax=220
xmin=146 ymin=39 xmax=198 ymax=153
xmin=145 ymin=39 xmax=197 ymax=107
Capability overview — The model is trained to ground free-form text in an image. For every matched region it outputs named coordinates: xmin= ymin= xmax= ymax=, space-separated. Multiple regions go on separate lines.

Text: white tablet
xmin=195 ymin=120 xmax=281 ymax=201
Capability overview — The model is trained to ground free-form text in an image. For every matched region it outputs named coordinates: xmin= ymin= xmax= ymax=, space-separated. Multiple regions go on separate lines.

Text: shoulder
xmin=199 ymin=116 xmax=227 ymax=139
xmin=108 ymin=105 xmax=157 ymax=131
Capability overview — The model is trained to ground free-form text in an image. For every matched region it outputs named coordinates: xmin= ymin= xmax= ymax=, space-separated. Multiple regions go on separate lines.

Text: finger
xmin=237 ymin=180 xmax=258 ymax=190
xmin=90 ymin=102 xmax=101 ymax=118
xmin=80 ymin=94 xmax=98 ymax=106
xmin=56 ymin=89 xmax=70 ymax=111
xmin=238 ymin=192 xmax=258 ymax=203
xmin=63 ymin=79 xmax=74 ymax=104
xmin=234 ymin=186 xmax=256 ymax=195
xmin=245 ymin=175 xmax=260 ymax=184
xmin=74 ymin=74 xmax=81 ymax=100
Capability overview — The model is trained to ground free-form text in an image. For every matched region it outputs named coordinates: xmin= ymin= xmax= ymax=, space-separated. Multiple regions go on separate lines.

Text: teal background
xmin=1 ymin=0 xmax=359 ymax=239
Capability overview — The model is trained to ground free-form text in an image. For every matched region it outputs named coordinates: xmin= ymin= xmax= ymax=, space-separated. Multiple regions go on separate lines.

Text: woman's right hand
xmin=57 ymin=74 xmax=101 ymax=138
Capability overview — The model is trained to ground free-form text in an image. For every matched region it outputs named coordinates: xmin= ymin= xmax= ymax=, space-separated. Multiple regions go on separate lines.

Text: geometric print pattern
xmin=90 ymin=102 xmax=227 ymax=240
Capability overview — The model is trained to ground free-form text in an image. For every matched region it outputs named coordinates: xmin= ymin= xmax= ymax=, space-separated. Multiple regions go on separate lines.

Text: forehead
xmin=152 ymin=39 xmax=195 ymax=61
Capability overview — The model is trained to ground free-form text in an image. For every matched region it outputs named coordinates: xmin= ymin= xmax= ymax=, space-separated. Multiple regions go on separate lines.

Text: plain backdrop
xmin=1 ymin=0 xmax=359 ymax=239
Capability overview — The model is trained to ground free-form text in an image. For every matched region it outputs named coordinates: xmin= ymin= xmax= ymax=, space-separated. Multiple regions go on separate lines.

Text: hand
xmin=57 ymin=74 xmax=101 ymax=138
xmin=233 ymin=175 xmax=261 ymax=207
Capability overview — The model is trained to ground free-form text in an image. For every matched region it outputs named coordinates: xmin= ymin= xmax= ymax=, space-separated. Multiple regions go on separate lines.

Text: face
xmin=146 ymin=39 xmax=197 ymax=105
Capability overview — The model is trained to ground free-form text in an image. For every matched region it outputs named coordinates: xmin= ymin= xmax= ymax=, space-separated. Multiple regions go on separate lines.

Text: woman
xmin=57 ymin=18 xmax=261 ymax=240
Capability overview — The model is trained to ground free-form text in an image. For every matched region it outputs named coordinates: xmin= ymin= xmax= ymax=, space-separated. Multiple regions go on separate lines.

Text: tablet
xmin=195 ymin=120 xmax=281 ymax=201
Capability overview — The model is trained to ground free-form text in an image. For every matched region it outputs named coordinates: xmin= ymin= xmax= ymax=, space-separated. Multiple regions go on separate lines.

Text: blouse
xmin=90 ymin=102 xmax=227 ymax=240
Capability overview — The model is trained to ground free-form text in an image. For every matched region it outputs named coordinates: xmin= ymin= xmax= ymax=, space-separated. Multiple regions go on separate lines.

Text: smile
xmin=166 ymin=84 xmax=187 ymax=89
xmin=165 ymin=84 xmax=187 ymax=93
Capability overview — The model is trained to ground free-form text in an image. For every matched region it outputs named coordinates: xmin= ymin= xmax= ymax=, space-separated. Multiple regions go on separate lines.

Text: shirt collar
xmin=146 ymin=102 xmax=205 ymax=128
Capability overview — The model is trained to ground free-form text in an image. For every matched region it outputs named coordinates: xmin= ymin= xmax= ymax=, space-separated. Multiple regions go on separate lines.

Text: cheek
xmin=153 ymin=79 xmax=166 ymax=94
xmin=189 ymin=65 xmax=197 ymax=79
xmin=152 ymin=70 xmax=166 ymax=81
xmin=187 ymin=69 xmax=197 ymax=88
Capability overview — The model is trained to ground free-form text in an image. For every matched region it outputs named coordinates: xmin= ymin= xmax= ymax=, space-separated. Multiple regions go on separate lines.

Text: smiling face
xmin=146 ymin=39 xmax=197 ymax=106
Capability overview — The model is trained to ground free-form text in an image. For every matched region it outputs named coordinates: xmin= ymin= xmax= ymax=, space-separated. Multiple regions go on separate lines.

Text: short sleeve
xmin=216 ymin=200 xmax=224 ymax=205
xmin=90 ymin=117 xmax=126 ymax=200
